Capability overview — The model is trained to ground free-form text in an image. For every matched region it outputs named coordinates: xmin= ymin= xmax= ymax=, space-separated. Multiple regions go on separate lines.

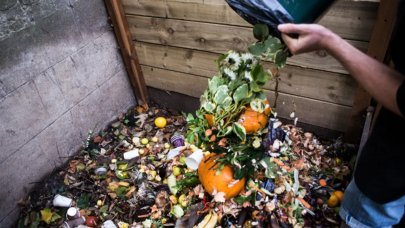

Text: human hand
xmin=277 ymin=24 xmax=335 ymax=55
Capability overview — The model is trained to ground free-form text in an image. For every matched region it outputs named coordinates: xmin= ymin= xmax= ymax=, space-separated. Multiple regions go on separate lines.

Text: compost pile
xmin=17 ymin=26 xmax=356 ymax=228
xmin=17 ymin=103 xmax=355 ymax=228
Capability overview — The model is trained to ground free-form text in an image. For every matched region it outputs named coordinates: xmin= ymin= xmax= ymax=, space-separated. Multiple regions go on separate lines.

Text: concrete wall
xmin=0 ymin=0 xmax=136 ymax=226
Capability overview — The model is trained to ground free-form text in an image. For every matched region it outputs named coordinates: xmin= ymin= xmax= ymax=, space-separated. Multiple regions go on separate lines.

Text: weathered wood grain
xmin=128 ymin=15 xmax=368 ymax=74
xmin=135 ymin=42 xmax=357 ymax=106
xmin=123 ymin=0 xmax=378 ymax=41
xmin=121 ymin=0 xmax=378 ymax=132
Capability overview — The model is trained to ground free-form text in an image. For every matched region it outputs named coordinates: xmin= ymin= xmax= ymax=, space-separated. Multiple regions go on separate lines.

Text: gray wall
xmin=0 ymin=0 xmax=136 ymax=226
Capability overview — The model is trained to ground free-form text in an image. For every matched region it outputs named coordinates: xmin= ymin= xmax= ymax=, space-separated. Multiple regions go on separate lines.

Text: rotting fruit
xmin=198 ymin=154 xmax=246 ymax=199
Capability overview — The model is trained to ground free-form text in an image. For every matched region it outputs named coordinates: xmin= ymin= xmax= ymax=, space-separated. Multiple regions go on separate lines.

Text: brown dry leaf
xmin=136 ymin=105 xmax=147 ymax=113
xmin=108 ymin=182 xmax=120 ymax=192
xmin=68 ymin=160 xmax=80 ymax=173
xmin=292 ymin=157 xmax=305 ymax=170
xmin=63 ymin=175 xmax=70 ymax=186
xmin=108 ymin=192 xmax=117 ymax=199
xmin=125 ymin=186 xmax=136 ymax=198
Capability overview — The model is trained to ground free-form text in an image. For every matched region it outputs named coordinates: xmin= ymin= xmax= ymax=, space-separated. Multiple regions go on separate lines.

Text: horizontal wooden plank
xmin=135 ymin=42 xmax=357 ymax=106
xmin=128 ymin=15 xmax=368 ymax=74
xmin=123 ymin=0 xmax=378 ymax=41
xmin=141 ymin=66 xmax=351 ymax=131
xmin=142 ymin=65 xmax=206 ymax=98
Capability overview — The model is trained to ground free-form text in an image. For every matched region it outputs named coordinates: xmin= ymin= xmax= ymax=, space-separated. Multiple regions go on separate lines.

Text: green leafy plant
xmin=186 ymin=24 xmax=288 ymax=179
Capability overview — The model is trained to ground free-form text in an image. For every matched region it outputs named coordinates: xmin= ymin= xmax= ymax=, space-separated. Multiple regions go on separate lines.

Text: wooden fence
xmin=122 ymin=0 xmax=379 ymax=132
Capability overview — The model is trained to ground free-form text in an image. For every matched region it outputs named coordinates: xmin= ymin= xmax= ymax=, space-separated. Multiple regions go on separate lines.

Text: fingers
xmin=278 ymin=23 xmax=317 ymax=34
xmin=278 ymin=23 xmax=303 ymax=34
xmin=280 ymin=33 xmax=298 ymax=55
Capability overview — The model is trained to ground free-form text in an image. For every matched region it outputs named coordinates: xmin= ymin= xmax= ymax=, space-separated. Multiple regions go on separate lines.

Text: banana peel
xmin=194 ymin=210 xmax=218 ymax=228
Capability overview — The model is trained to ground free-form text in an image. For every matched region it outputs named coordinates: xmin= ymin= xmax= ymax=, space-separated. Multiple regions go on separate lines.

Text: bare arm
xmin=278 ymin=23 xmax=404 ymax=117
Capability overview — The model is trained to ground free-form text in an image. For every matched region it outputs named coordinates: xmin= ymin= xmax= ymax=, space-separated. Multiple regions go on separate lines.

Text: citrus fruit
xmin=319 ymin=179 xmax=327 ymax=187
xmin=198 ymin=154 xmax=246 ymax=199
xmin=154 ymin=117 xmax=167 ymax=128
xmin=141 ymin=138 xmax=149 ymax=145
xmin=326 ymin=194 xmax=339 ymax=208
xmin=332 ymin=190 xmax=344 ymax=202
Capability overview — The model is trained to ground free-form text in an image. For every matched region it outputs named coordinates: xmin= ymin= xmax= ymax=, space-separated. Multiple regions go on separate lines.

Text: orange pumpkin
xmin=198 ymin=154 xmax=246 ymax=199
xmin=238 ymin=107 xmax=268 ymax=134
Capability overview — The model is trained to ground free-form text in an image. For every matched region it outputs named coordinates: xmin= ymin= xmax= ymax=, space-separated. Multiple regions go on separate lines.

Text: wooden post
xmin=104 ymin=0 xmax=149 ymax=105
xmin=345 ymin=0 xmax=399 ymax=142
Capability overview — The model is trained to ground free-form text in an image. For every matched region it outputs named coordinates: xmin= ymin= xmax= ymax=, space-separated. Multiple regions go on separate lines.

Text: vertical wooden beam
xmin=345 ymin=0 xmax=399 ymax=142
xmin=104 ymin=0 xmax=149 ymax=105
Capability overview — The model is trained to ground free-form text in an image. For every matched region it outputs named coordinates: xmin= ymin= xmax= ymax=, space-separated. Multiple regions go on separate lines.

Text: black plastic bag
xmin=225 ymin=0 xmax=335 ymax=38
xmin=226 ymin=0 xmax=292 ymax=37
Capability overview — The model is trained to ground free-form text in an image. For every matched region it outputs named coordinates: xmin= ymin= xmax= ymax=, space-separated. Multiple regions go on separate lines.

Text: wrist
xmin=322 ymin=31 xmax=343 ymax=55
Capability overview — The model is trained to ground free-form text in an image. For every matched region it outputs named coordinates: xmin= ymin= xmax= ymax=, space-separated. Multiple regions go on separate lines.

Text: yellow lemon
xmin=154 ymin=117 xmax=167 ymax=128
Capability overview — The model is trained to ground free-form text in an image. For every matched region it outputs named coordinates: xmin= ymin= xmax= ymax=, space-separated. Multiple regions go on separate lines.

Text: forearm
xmin=325 ymin=33 xmax=404 ymax=116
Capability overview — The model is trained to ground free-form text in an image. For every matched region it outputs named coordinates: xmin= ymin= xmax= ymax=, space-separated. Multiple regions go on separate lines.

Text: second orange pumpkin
xmin=238 ymin=107 xmax=268 ymax=134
